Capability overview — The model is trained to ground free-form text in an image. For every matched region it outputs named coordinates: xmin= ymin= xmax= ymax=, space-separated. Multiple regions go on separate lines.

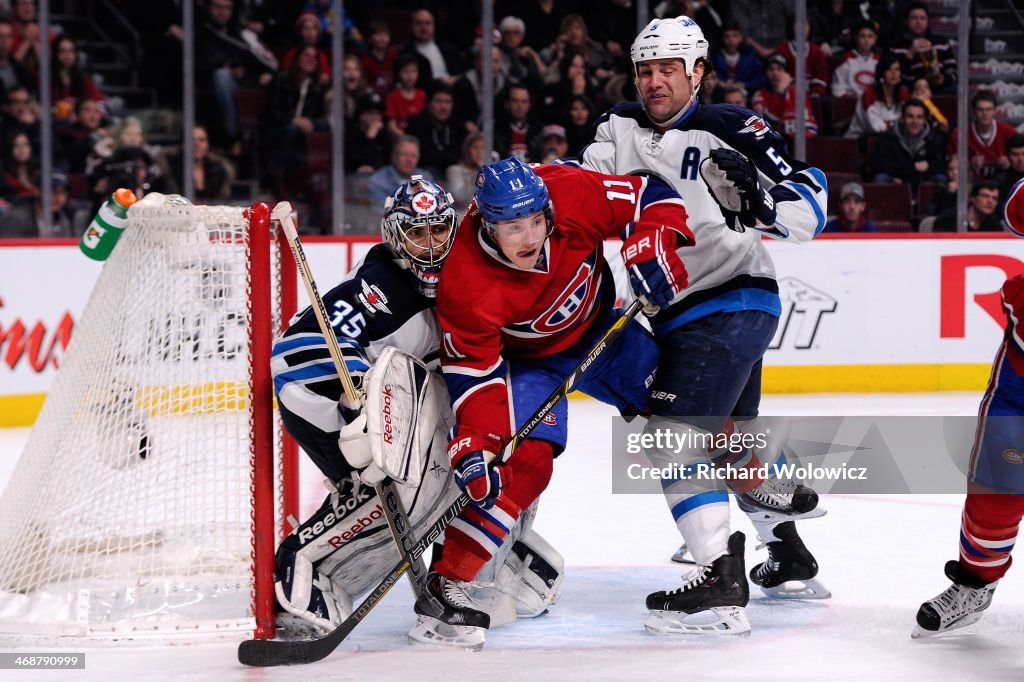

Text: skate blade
xmin=910 ymin=612 xmax=985 ymax=639
xmin=644 ymin=606 xmax=751 ymax=636
xmin=741 ymin=506 xmax=828 ymax=524
xmin=670 ymin=544 xmax=696 ymax=565
xmin=758 ymin=578 xmax=831 ymax=600
xmin=408 ymin=615 xmax=486 ymax=651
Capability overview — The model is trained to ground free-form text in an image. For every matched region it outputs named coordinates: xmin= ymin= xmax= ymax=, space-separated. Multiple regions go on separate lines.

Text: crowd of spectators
xmin=1 ymin=0 xmax=1022 ymax=236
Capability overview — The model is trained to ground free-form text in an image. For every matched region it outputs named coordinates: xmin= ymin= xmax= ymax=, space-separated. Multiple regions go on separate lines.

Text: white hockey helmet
xmin=630 ymin=16 xmax=709 ymax=76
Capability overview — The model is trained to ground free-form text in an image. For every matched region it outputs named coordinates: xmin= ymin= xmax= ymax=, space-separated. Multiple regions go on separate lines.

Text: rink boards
xmin=0 ymin=234 xmax=1022 ymax=426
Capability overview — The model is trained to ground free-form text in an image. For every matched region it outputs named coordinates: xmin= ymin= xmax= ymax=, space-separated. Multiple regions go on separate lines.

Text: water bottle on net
xmin=79 ymin=188 xmax=137 ymax=261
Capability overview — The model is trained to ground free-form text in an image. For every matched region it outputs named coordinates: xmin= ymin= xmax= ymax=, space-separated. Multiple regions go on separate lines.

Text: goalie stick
xmin=238 ymin=297 xmax=645 ymax=666
xmin=271 ymin=203 xmax=427 ymax=591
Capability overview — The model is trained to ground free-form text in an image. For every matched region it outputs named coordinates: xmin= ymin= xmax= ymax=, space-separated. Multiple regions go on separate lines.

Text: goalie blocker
xmin=274 ymin=349 xmax=565 ymax=636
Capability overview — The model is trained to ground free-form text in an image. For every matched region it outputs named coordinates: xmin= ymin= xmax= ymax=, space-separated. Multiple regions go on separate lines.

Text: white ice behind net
xmin=0 ymin=201 xmax=279 ymax=641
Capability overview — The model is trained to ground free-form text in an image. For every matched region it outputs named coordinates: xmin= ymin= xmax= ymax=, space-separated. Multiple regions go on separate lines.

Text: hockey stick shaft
xmin=501 ymin=297 xmax=644 ymax=461
xmin=238 ymin=297 xmax=645 ymax=666
xmin=275 ymin=202 xmax=359 ymax=403
xmin=272 ymin=206 xmax=427 ymax=582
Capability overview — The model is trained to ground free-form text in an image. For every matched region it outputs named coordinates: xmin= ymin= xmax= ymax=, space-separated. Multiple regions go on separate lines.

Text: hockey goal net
xmin=0 ymin=198 xmax=298 ymax=642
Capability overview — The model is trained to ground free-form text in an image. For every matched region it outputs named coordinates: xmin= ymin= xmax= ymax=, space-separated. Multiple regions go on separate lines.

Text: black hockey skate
xmin=646 ymin=531 xmax=751 ymax=635
xmin=737 ymin=478 xmax=825 ymax=523
xmin=750 ymin=521 xmax=831 ymax=599
xmin=409 ymin=571 xmax=491 ymax=650
xmin=912 ymin=560 xmax=998 ymax=639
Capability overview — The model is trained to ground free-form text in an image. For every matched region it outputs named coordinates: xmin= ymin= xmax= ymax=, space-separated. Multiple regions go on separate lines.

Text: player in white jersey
xmin=578 ymin=16 xmax=830 ymax=634
xmin=270 ymin=177 xmax=563 ymax=638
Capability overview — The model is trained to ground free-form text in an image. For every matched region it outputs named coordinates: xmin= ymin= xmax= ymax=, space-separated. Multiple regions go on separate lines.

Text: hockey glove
xmin=338 ymin=397 xmax=372 ymax=470
xmin=700 ymin=148 xmax=777 ymax=230
xmin=621 ymin=223 xmax=690 ymax=311
xmin=452 ymin=450 xmax=505 ymax=509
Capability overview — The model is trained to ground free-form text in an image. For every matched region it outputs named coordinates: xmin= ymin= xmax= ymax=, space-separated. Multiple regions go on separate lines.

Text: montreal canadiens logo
xmin=533 ymin=261 xmax=596 ymax=334
xmin=1003 ymin=449 xmax=1024 ymax=465
xmin=411 ymin=192 xmax=437 ymax=215
xmin=542 ymin=413 xmax=557 ymax=426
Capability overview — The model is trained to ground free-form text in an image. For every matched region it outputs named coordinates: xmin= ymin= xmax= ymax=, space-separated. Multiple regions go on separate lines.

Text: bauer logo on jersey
xmin=739 ymin=115 xmax=770 ymax=138
xmin=411 ymin=192 xmax=438 ymax=215
xmin=357 ymin=279 xmax=392 ymax=315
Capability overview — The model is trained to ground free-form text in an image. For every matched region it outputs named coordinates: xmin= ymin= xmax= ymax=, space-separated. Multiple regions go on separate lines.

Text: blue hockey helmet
xmin=474 ymin=157 xmax=552 ymax=231
xmin=381 ymin=175 xmax=458 ymax=298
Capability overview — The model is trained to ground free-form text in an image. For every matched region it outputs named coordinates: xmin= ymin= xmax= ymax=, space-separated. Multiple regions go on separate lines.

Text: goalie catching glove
xmin=620 ymin=203 xmax=694 ymax=311
xmin=699 ymin=148 xmax=777 ymax=231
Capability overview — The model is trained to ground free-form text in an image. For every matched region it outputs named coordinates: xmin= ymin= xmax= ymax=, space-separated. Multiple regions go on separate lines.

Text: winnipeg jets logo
xmin=357 ymin=279 xmax=392 ymax=315
xmin=411 ymin=192 xmax=437 ymax=215
xmin=739 ymin=115 xmax=770 ymax=138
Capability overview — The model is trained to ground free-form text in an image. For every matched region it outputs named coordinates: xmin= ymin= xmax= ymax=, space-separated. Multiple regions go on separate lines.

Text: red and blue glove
xmin=621 ymin=211 xmax=693 ymax=310
xmin=448 ymin=436 xmax=508 ymax=508
xmin=452 ymin=451 xmax=505 ymax=508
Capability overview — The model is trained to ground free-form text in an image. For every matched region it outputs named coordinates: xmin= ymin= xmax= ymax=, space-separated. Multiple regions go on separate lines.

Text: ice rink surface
xmin=1 ymin=393 xmax=1022 ymax=681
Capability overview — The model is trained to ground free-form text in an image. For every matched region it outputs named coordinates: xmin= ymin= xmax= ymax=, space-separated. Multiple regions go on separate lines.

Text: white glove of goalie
xmin=337 ymin=398 xmax=388 ymax=484
xmin=338 ymin=396 xmax=372 ymax=470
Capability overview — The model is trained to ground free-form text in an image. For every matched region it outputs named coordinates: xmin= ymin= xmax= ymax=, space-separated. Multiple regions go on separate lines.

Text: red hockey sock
xmin=435 ymin=439 xmax=554 ymax=582
xmin=959 ymin=493 xmax=1024 ymax=583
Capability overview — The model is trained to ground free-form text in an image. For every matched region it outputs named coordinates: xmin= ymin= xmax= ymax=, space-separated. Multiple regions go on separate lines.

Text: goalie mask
xmin=382 ymin=176 xmax=459 ymax=298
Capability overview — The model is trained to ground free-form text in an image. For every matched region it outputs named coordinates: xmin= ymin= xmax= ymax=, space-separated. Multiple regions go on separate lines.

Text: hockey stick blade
xmin=237 ymin=298 xmax=644 ymax=666
xmin=237 ymin=493 xmax=469 ymax=666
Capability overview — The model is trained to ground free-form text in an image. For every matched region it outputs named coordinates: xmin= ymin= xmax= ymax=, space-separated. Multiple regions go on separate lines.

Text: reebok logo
xmin=325 ymin=503 xmax=385 ymax=548
xmin=382 ymin=385 xmax=394 ymax=445
xmin=297 ymin=487 xmax=373 ymax=545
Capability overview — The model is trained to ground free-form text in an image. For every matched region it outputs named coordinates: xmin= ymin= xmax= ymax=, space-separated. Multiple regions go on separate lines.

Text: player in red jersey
xmin=407 ymin=157 xmax=693 ymax=649
xmin=913 ymin=178 xmax=1024 ymax=637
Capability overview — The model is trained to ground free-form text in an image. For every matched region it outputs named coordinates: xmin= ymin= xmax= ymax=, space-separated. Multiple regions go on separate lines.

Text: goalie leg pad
xmin=274 ymin=533 xmax=353 ymax=636
xmin=496 ymin=526 xmax=565 ymax=618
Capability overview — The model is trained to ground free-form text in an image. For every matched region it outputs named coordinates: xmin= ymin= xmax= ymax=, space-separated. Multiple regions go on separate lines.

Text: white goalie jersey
xmin=579 ymin=101 xmax=828 ymax=332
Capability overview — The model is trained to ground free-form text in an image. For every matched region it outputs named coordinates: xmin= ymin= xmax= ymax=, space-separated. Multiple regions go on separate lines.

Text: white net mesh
xmin=0 ymin=201 xmax=282 ymax=641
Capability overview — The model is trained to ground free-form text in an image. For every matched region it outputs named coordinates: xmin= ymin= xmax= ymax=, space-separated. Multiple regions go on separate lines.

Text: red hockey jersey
xmin=1004 ymin=273 xmax=1024 ymax=376
xmin=437 ymin=163 xmax=688 ymax=456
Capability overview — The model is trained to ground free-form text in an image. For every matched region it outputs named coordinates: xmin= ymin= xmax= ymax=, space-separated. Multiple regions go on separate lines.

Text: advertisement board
xmin=2 ymin=235 xmax=1022 ymax=425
